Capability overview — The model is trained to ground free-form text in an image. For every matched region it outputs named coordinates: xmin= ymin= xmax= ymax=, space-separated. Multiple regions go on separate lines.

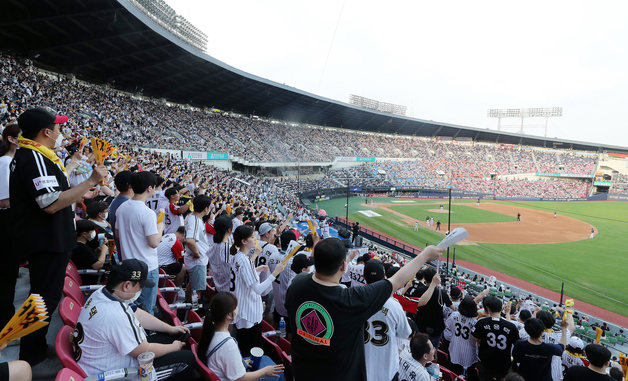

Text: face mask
xmin=115 ymin=288 xmax=141 ymax=305
xmin=50 ymin=130 xmax=64 ymax=149
xmin=89 ymin=231 xmax=96 ymax=241
xmin=103 ymin=212 xmax=109 ymax=220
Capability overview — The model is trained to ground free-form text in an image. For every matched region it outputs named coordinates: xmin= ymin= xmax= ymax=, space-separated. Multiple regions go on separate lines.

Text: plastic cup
xmin=250 ymin=347 xmax=264 ymax=371
xmin=137 ymin=351 xmax=155 ymax=381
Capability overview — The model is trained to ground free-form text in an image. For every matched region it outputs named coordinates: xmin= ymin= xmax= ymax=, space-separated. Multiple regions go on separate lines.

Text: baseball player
xmin=444 ymin=296 xmax=479 ymax=376
xmin=414 ymin=221 xmax=419 ymax=232
xmin=471 ymin=296 xmax=520 ymax=380
xmin=537 ymin=310 xmax=575 ymax=381
xmin=363 ymin=260 xmax=412 ymax=381
xmin=398 ymin=334 xmax=435 ymax=381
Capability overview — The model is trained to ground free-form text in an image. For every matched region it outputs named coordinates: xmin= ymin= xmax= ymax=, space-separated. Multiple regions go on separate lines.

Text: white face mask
xmin=116 ymin=289 xmax=141 ymax=305
xmin=103 ymin=212 xmax=109 ymax=220
xmin=88 ymin=231 xmax=96 ymax=241
xmin=50 ymin=130 xmax=64 ymax=149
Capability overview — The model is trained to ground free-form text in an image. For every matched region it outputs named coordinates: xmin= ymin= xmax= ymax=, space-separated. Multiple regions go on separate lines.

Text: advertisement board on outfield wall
xmin=536 ymin=173 xmax=594 ymax=178
xmin=336 ymin=156 xmax=376 ymax=162
xmin=182 ymin=151 xmax=229 ymax=160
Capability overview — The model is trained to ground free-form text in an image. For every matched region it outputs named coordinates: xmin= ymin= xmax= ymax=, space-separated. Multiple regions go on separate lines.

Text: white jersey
xmin=163 ymin=202 xmax=184 ymax=234
xmin=398 ymin=351 xmax=431 ymax=381
xmin=365 ymin=297 xmax=412 ymax=381
xmin=271 ymin=251 xmax=296 ymax=317
xmin=342 ymin=262 xmax=365 ymax=287
xmin=156 ymin=233 xmax=180 ymax=266
xmin=231 ymin=250 xmax=275 ymax=329
xmin=183 ymin=214 xmax=209 ymax=269
xmin=115 ymin=200 xmax=159 ymax=271
xmin=145 ymin=190 xmax=168 ymax=215
xmin=76 ymin=287 xmax=147 ymax=376
xmin=543 ymin=329 xmax=571 ymax=381
xmin=561 ymin=351 xmax=586 ymax=374
xmin=255 ymin=242 xmax=279 ymax=283
xmin=207 ymin=239 xmax=233 ymax=293
xmin=445 ymin=312 xmax=478 ymax=368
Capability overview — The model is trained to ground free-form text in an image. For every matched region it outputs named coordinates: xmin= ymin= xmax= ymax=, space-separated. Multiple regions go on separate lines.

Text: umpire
xmin=8 ymin=108 xmax=106 ymax=374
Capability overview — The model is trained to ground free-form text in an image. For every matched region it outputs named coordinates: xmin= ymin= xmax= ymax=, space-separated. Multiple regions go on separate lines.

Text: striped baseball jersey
xmin=365 ymin=297 xmax=412 ymax=381
xmin=255 ymin=241 xmax=278 ymax=283
xmin=398 ymin=351 xmax=431 ymax=381
xmin=145 ymin=190 xmax=168 ymax=215
xmin=445 ymin=312 xmax=478 ymax=368
xmin=561 ymin=350 xmax=586 ymax=374
xmin=543 ymin=329 xmax=571 ymax=381
xmin=207 ymin=238 xmax=233 ymax=293
xmin=75 ymin=287 xmax=146 ymax=376
xmin=231 ymin=250 xmax=275 ymax=329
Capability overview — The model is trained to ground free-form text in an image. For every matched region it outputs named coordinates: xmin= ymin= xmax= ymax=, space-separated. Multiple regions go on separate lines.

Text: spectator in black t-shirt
xmin=285 ymin=238 xmax=443 ymax=381
xmin=72 ymin=219 xmax=108 ymax=284
xmin=413 ymin=266 xmax=453 ymax=349
xmin=564 ymin=344 xmax=614 ymax=381
xmin=471 ymin=295 xmax=520 ymax=380
xmin=512 ymin=318 xmax=567 ymax=381
xmin=9 ymin=108 xmax=106 ymax=373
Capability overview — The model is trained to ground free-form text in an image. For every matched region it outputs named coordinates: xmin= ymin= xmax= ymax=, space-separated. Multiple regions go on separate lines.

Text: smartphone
xmin=98 ymin=233 xmax=105 ymax=246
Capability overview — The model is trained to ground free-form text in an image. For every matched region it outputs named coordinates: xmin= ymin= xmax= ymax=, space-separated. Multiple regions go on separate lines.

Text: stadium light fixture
xmin=487 ymin=107 xmax=562 ymax=137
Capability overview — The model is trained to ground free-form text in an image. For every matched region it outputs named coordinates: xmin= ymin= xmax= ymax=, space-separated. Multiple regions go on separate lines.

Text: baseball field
xmin=314 ymin=197 xmax=628 ymax=318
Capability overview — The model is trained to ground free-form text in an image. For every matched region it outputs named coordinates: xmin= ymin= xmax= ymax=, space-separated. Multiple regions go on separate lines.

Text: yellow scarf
xmin=18 ymin=136 xmax=67 ymax=174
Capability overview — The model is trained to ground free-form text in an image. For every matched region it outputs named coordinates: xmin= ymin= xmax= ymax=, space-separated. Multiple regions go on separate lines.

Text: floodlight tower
xmin=487 ymin=107 xmax=562 ymax=137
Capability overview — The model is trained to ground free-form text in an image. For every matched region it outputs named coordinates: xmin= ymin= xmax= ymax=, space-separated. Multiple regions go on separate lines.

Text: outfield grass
xmin=315 ymin=197 xmax=628 ymax=317
xmin=388 ymin=203 xmax=517 ymax=223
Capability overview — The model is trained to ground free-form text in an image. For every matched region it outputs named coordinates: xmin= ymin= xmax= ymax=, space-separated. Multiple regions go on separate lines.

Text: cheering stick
xmin=306 ymin=219 xmax=318 ymax=238
xmin=281 ymin=244 xmax=302 ymax=266
xmin=563 ymin=299 xmax=574 ymax=322
xmin=0 ymin=294 xmax=49 ymax=346
xmin=90 ymin=138 xmax=116 ymax=185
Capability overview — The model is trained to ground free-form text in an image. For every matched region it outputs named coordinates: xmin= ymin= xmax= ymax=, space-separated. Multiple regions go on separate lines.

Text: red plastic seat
xmin=187 ymin=310 xmax=203 ymax=343
xmin=190 ymin=342 xmax=221 ymax=381
xmin=160 ymin=280 xmax=179 ymax=304
xmin=65 ymin=261 xmax=82 ymax=285
xmin=277 ymin=337 xmax=291 ymax=356
xmin=59 ymin=297 xmax=81 ymax=327
xmin=55 ymin=368 xmax=86 ymax=381
xmin=439 ymin=365 xmax=460 ymax=381
xmin=261 ymin=320 xmax=274 ymax=333
xmin=55 ymin=325 xmax=87 ymax=378
xmin=157 ymin=295 xmax=182 ymax=326
xmin=261 ymin=335 xmax=283 ymax=364
xmin=63 ymin=276 xmax=85 ymax=306
xmin=437 ymin=349 xmax=454 ymax=370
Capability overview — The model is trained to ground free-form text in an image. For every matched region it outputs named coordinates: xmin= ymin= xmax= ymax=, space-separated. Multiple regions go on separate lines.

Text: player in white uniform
xmin=537 ymin=310 xmax=575 ymax=381
xmin=363 ymin=260 xmax=412 ymax=381
xmin=229 ymin=225 xmax=287 ymax=356
xmin=75 ymin=259 xmax=196 ymax=380
xmin=162 ymin=187 xmax=190 ymax=234
xmin=207 ymin=215 xmax=233 ymax=293
xmin=444 ymin=296 xmax=479 ymax=376
xmin=398 ymin=333 xmax=436 ymax=381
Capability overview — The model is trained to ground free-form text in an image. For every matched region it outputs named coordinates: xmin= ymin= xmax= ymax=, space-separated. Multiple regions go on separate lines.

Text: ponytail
xmin=197 ymin=292 xmax=238 ymax=359
xmin=230 ymin=225 xmax=254 ymax=256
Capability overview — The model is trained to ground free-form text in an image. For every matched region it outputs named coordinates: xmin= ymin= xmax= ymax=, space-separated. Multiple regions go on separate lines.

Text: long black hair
xmin=213 ymin=215 xmax=233 ymax=244
xmin=230 ymin=225 xmax=254 ymax=255
xmin=197 ymin=292 xmax=238 ymax=359
xmin=0 ymin=124 xmax=20 ymax=157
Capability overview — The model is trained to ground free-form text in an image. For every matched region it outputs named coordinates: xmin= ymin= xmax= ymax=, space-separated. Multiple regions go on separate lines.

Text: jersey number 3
xmin=364 ymin=320 xmax=389 ymax=346
xmin=229 ymin=269 xmax=236 ymax=292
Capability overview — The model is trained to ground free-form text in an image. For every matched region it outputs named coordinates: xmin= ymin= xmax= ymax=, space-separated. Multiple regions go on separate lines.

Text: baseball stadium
xmin=1 ymin=0 xmax=627 ymax=380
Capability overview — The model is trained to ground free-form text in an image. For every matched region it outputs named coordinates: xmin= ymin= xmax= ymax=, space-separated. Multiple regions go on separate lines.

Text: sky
xmin=165 ymin=0 xmax=628 ymax=147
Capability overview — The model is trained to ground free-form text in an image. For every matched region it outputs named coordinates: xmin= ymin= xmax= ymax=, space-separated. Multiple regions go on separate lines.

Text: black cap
xmin=108 ymin=259 xmax=155 ymax=288
xmin=76 ymin=219 xmax=99 ymax=235
xmin=364 ymin=259 xmax=385 ymax=284
xmin=290 ymin=254 xmax=315 ymax=273
xmin=18 ymin=107 xmax=68 ymax=136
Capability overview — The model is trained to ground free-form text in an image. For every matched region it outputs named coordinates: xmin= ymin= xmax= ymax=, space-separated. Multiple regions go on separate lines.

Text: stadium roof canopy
xmin=2 ymin=0 xmax=626 ymax=153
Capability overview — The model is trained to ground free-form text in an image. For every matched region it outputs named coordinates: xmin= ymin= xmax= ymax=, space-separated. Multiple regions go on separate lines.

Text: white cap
xmin=568 ymin=336 xmax=584 ymax=350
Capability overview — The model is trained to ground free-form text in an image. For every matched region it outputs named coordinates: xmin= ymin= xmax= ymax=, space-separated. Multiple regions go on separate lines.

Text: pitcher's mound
xmin=427 ymin=209 xmax=452 ymax=214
